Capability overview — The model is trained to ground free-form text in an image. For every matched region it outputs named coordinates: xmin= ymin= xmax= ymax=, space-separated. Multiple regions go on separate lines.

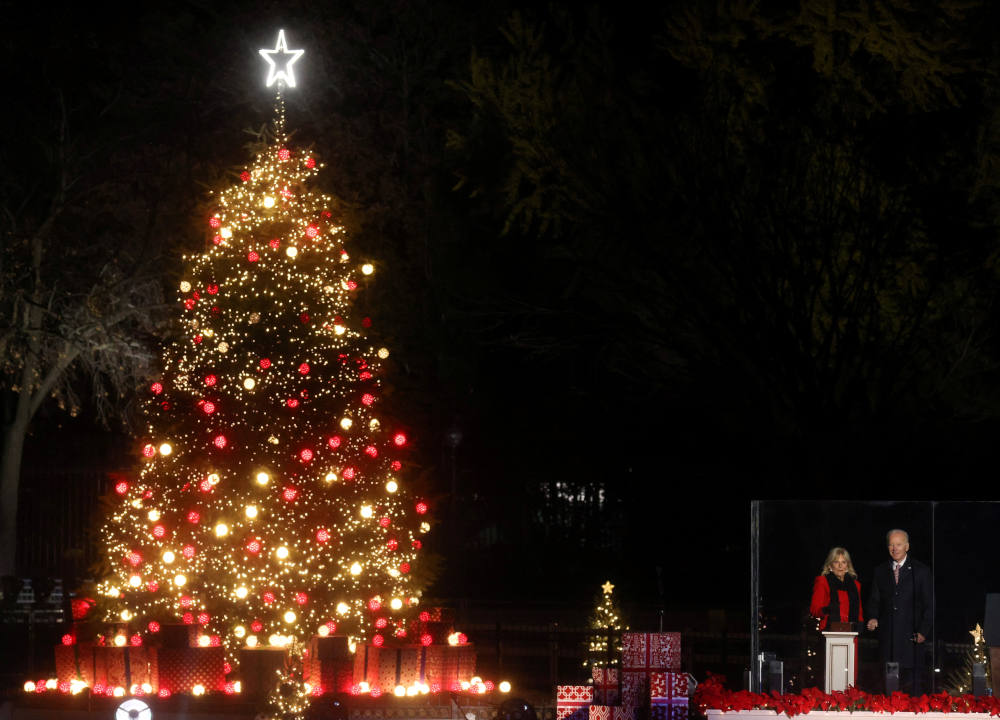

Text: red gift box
xmin=592 ymin=667 xmax=620 ymax=705
xmin=650 ymin=672 xmax=688 ymax=701
xmin=589 ymin=707 xmax=634 ymax=720
xmin=303 ymin=636 xmax=352 ymax=694
xmin=92 ymin=646 xmax=153 ymax=689
xmin=153 ymin=646 xmax=225 ymax=693
xmin=557 ymin=685 xmax=593 ymax=720
xmin=54 ymin=642 xmax=95 ymax=685
xmin=622 ymin=633 xmax=680 ymax=673
xmin=239 ymin=647 xmax=288 ymax=696
xmin=621 ymin=671 xmax=648 ymax=709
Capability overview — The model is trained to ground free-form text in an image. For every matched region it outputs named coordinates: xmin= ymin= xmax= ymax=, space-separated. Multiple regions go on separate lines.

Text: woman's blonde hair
xmin=820 ymin=547 xmax=857 ymax=578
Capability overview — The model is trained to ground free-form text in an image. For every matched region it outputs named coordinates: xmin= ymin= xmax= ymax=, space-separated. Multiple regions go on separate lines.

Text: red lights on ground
xmin=393 ymin=433 xmax=407 ymax=446
xmin=147 ymin=581 xmax=159 ymax=592
xmin=412 ymin=539 xmax=422 ymax=549
xmin=115 ymin=481 xmax=129 ymax=495
xmin=359 ymin=370 xmax=372 ymax=380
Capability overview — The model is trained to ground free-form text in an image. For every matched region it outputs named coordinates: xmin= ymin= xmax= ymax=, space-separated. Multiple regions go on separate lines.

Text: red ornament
xmin=148 ymin=621 xmax=160 ymax=633
xmin=365 ymin=446 xmax=377 ymax=457
xmin=61 ymin=634 xmax=74 ymax=646
xmin=372 ymin=634 xmax=384 ymax=647
xmin=305 ymin=157 xmax=316 ymax=168
xmin=387 ymin=539 xmax=398 ymax=551
xmin=420 ymin=634 xmax=433 ymax=646
xmin=211 ymin=306 xmax=220 ymax=315
xmin=298 ymin=363 xmax=310 ymax=374
xmin=199 ymin=479 xmax=213 ymax=492
xmin=287 ymin=398 xmax=300 ymax=408
xmin=158 ymin=689 xmax=171 ymax=699
xmin=197 ymin=612 xmax=209 ymax=624
xmin=400 ymin=563 xmax=411 ymax=574
xmin=205 ymin=374 xmax=217 ymax=386
xmin=306 ymin=225 xmax=319 ymax=238
xmin=180 ymin=596 xmax=193 ymax=608
xmin=202 ymin=401 xmax=216 ymax=414
xmin=184 ymin=298 xmax=196 ymax=310
xmin=361 ymin=393 xmax=375 ymax=406
xmin=213 ymin=434 xmax=228 ymax=449
xmin=269 ymin=238 xmax=280 ymax=249
xmin=151 ymin=382 xmax=163 ymax=395
xmin=327 ymin=436 xmax=341 ymax=449
xmin=393 ymin=433 xmax=407 ymax=447
xmin=457 ymin=633 xmax=468 ymax=644
xmin=260 ymin=358 xmax=272 ymax=369
xmin=368 ymin=597 xmax=382 ymax=611
xmin=130 ymin=634 xmax=143 ymax=647
xmin=283 ymin=486 xmax=300 ymax=501
xmin=295 ymin=592 xmax=308 ymax=605
xmin=391 ymin=461 xmax=402 ymax=471
xmin=316 ymin=528 xmax=330 ymax=543
xmin=325 ymin=621 xmax=337 ymax=633
xmin=209 ymin=219 xmax=220 ymax=230
xmin=240 ymin=171 xmax=251 ymax=182
xmin=212 ymin=235 xmax=222 ymax=245
xmin=246 ymin=538 xmax=262 ymax=554
xmin=342 ymin=467 xmax=355 ymax=480
xmin=412 ymin=540 xmax=422 ymax=549
xmin=142 ymin=444 xmax=155 ymax=458
xmin=262 ymin=591 xmax=275 ymax=605
xmin=375 ymin=617 xmax=387 ymax=629
xmin=251 ymin=620 xmax=264 ymax=632
xmin=207 ymin=284 xmax=219 ymax=295
xmin=115 ymin=481 xmax=129 ymax=495
xmin=187 ymin=511 xmax=200 ymax=523
xmin=418 ymin=611 xmax=430 ymax=622
xmin=395 ymin=627 xmax=408 ymax=638
xmin=70 ymin=597 xmax=95 ymax=620
xmin=278 ymin=148 xmax=291 ymax=161
xmin=248 ymin=251 xmax=260 ymax=262
xmin=126 ymin=551 xmax=142 ymax=566
xmin=194 ymin=335 xmax=203 ymax=344
xmin=182 ymin=545 xmax=196 ymax=559
xmin=347 ymin=280 xmax=358 ymax=290
xmin=147 ymin=581 xmax=159 ymax=592
xmin=182 ymin=613 xmax=194 ymax=624
xmin=300 ymin=312 xmax=310 ymax=323
xmin=224 ymin=662 xmax=232 ymax=675
xmin=359 ymin=371 xmax=372 ymax=381
xmin=152 ymin=525 xmax=166 ymax=538
xmin=415 ymin=502 xmax=428 ymax=515
xmin=379 ymin=517 xmax=390 ymax=528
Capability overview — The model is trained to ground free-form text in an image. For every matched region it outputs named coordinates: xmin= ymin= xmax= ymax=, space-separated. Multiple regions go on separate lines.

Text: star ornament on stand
xmin=259 ymin=29 xmax=304 ymax=88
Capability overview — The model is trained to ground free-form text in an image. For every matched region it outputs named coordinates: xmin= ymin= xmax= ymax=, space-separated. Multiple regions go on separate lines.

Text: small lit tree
xmin=946 ymin=624 xmax=991 ymax=695
xmin=585 ymin=581 xmax=626 ymax=671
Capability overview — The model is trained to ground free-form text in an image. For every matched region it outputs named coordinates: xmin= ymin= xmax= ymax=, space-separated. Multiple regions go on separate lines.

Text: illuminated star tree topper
xmin=259 ymin=29 xmax=304 ymax=88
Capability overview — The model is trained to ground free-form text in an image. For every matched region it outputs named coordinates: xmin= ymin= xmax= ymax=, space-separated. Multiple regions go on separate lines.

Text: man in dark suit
xmin=866 ymin=528 xmax=932 ymax=694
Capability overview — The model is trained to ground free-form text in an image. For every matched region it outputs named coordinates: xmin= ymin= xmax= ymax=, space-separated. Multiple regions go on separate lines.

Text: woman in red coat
xmin=810 ymin=547 xmax=863 ymax=630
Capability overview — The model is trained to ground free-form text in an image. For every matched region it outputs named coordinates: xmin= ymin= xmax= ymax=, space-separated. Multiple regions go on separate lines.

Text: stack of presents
xmin=51 ymin=606 xmax=476 ymax=697
xmin=556 ymin=632 xmax=691 ymax=720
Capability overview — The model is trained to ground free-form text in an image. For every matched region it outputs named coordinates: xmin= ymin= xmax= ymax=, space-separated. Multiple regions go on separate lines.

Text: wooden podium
xmin=822 ymin=624 xmax=859 ymax=692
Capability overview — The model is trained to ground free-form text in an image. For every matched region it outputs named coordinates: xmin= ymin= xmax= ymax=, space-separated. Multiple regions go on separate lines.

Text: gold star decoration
xmin=602 ymin=581 xmax=614 ymax=595
xmin=971 ymin=623 xmax=984 ymax=644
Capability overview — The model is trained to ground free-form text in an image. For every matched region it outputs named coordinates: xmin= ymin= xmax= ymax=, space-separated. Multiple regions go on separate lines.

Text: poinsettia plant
xmin=694 ymin=674 xmax=1000 ymax=717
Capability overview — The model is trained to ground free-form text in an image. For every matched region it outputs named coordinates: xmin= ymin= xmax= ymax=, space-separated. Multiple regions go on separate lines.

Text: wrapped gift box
xmin=154 ymin=646 xmax=225 ymax=693
xmin=592 ymin=667 xmax=620 ymax=705
xmin=589 ymin=707 xmax=634 ymax=720
xmin=353 ymin=644 xmax=382 ymax=686
xmin=621 ymin=671 xmax=648 ymax=709
xmin=622 ymin=633 xmax=680 ymax=673
xmin=239 ymin=646 xmax=288 ymax=696
xmin=432 ymin=643 xmax=475 ymax=688
xmin=93 ymin=646 xmax=154 ymax=689
xmin=303 ymin=635 xmax=353 ymax=694
xmin=310 ymin=635 xmax=352 ymax=660
xmin=650 ymin=672 xmax=688 ymax=700
xmin=158 ymin=623 xmax=200 ymax=649
xmin=54 ymin=642 xmax=96 ymax=685
xmin=557 ymin=685 xmax=593 ymax=720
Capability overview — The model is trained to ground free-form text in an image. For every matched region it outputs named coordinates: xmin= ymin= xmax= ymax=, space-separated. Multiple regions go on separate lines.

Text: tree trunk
xmin=0 ymin=415 xmax=29 ymax=578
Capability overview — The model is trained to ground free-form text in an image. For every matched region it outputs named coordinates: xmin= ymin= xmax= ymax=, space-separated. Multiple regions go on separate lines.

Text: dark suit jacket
xmin=867 ymin=557 xmax=932 ymax=668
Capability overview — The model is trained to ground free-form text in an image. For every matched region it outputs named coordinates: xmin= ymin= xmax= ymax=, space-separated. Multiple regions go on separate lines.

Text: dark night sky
xmin=7 ymin=0 xmax=1000 ymax=655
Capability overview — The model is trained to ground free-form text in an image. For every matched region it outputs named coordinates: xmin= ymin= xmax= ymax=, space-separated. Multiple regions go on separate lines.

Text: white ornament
xmin=259 ymin=30 xmax=304 ymax=88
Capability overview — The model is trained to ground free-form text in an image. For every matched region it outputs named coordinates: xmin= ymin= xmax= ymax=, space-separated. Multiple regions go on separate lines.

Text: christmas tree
xmin=946 ymin=624 xmax=991 ymax=695
xmin=585 ymin=581 xmax=626 ymax=671
xmin=97 ymin=32 xmax=430 ymax=671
